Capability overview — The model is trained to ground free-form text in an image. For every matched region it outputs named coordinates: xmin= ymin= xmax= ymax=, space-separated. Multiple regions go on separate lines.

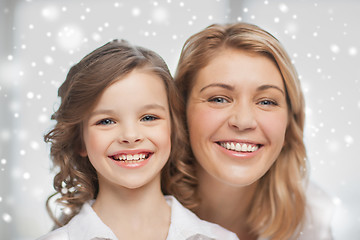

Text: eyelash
xmin=208 ymin=97 xmax=278 ymax=107
xmin=208 ymin=96 xmax=230 ymax=104
xmin=258 ymin=99 xmax=278 ymax=106
xmin=96 ymin=118 xmax=115 ymax=125
xmin=140 ymin=115 xmax=160 ymax=122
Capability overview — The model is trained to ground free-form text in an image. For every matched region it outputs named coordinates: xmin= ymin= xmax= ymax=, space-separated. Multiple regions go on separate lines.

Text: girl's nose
xmin=118 ymin=122 xmax=143 ymax=144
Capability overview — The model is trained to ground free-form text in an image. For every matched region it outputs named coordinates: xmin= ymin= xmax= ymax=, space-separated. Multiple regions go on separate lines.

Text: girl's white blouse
xmin=36 ymin=195 xmax=239 ymax=240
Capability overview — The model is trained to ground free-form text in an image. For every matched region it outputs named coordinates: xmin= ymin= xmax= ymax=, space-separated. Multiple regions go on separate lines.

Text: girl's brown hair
xmin=44 ymin=39 xmax=187 ymax=227
xmin=170 ymin=22 xmax=308 ymax=239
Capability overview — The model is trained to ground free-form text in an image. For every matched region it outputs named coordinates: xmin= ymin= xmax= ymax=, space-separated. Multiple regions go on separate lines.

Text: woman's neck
xmin=93 ymin=175 xmax=171 ymax=240
xmin=195 ymin=168 xmax=258 ymax=240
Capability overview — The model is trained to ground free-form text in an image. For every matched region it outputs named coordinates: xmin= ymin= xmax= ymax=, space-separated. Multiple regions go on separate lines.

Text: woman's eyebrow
xmin=257 ymin=84 xmax=285 ymax=96
xmin=200 ymin=83 xmax=235 ymax=92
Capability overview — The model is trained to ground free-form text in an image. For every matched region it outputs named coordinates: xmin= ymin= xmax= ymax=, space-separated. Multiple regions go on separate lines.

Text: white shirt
xmin=37 ymin=195 xmax=239 ymax=240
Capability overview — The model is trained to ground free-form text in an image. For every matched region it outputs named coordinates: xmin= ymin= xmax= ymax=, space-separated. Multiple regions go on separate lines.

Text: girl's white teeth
xmin=241 ymin=144 xmax=247 ymax=151
xmin=114 ymin=153 xmax=147 ymax=161
xmin=220 ymin=142 xmax=258 ymax=152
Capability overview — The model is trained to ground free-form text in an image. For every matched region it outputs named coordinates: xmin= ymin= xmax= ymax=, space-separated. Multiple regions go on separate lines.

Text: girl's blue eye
xmin=97 ymin=119 xmax=115 ymax=125
xmin=208 ymin=97 xmax=229 ymax=103
xmin=141 ymin=115 xmax=159 ymax=122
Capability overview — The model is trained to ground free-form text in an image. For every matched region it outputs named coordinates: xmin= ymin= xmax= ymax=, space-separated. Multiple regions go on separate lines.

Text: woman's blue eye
xmin=209 ymin=97 xmax=229 ymax=103
xmin=141 ymin=115 xmax=159 ymax=122
xmin=259 ymin=100 xmax=278 ymax=106
xmin=97 ymin=119 xmax=115 ymax=125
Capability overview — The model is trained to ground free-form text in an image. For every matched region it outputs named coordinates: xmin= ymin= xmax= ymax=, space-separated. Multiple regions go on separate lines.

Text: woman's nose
xmin=228 ymin=103 xmax=257 ymax=131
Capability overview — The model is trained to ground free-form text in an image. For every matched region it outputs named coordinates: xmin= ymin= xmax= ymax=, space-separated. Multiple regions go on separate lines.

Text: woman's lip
xmin=215 ymin=141 xmax=262 ymax=158
xmin=215 ymin=139 xmax=262 ymax=145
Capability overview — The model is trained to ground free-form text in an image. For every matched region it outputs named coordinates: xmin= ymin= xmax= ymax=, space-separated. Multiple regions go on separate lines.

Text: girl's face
xmin=81 ymin=69 xmax=171 ymax=190
xmin=186 ymin=49 xmax=288 ymax=187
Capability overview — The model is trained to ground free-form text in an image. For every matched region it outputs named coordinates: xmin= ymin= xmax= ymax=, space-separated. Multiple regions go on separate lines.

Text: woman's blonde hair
xmin=44 ymin=39 xmax=187 ymax=227
xmin=170 ymin=22 xmax=308 ymax=239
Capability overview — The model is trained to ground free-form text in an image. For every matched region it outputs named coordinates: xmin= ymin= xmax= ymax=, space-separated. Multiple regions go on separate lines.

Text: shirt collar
xmin=66 ymin=200 xmax=118 ymax=240
xmin=165 ymin=195 xmax=233 ymax=239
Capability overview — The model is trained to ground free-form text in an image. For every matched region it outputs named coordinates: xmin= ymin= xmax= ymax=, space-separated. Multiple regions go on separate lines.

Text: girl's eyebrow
xmin=89 ymin=104 xmax=167 ymax=117
xmin=140 ymin=104 xmax=167 ymax=111
xmin=257 ymin=84 xmax=285 ymax=96
xmin=89 ymin=109 xmax=114 ymax=118
xmin=200 ymin=83 xmax=235 ymax=92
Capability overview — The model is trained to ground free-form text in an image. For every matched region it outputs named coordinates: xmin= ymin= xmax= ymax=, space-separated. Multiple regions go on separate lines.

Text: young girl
xmin=37 ymin=40 xmax=238 ymax=240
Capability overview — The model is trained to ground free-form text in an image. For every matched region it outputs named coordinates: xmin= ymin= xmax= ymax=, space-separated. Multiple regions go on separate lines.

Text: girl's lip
xmin=111 ymin=153 xmax=152 ymax=169
xmin=109 ymin=149 xmax=153 ymax=157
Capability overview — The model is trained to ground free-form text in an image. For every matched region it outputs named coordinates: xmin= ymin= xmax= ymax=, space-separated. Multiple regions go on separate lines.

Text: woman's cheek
xmin=189 ymin=105 xmax=223 ymax=128
xmin=259 ymin=111 xmax=288 ymax=143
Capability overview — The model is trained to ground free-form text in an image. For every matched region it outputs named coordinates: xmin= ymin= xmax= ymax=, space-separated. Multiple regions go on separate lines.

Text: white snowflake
xmin=279 ymin=3 xmax=289 ymax=13
xmin=57 ymin=25 xmax=84 ymax=51
xmin=152 ymin=7 xmax=168 ymax=23
xmin=26 ymin=92 xmax=34 ymax=99
xmin=23 ymin=172 xmax=31 ymax=180
xmin=132 ymin=7 xmax=141 ymax=16
xmin=41 ymin=5 xmax=59 ymax=21
xmin=344 ymin=135 xmax=354 ymax=145
xmin=330 ymin=44 xmax=340 ymax=54
xmin=44 ymin=56 xmax=54 ymax=65
xmin=348 ymin=47 xmax=357 ymax=56
xmin=30 ymin=141 xmax=39 ymax=150
xmin=2 ymin=213 xmax=12 ymax=223
xmin=20 ymin=150 xmax=26 ymax=156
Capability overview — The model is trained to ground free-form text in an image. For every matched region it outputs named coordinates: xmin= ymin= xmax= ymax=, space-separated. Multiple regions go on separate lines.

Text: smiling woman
xmin=168 ymin=22 xmax=334 ymax=240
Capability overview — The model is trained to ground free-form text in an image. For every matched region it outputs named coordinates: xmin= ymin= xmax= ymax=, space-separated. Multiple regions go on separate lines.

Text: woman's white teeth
xmin=115 ymin=153 xmax=147 ymax=161
xmin=220 ymin=142 xmax=258 ymax=152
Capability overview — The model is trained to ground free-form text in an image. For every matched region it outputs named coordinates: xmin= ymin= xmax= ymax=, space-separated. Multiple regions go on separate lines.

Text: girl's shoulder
xmin=165 ymin=195 xmax=239 ymax=240
xmin=36 ymin=200 xmax=117 ymax=240
xmin=36 ymin=226 xmax=69 ymax=240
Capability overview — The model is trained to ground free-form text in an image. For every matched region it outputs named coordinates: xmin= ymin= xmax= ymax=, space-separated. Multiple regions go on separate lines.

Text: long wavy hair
xmin=44 ymin=39 xmax=187 ymax=227
xmin=170 ymin=22 xmax=308 ymax=239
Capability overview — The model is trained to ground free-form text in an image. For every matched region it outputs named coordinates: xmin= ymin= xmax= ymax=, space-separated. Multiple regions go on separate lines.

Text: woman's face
xmin=186 ymin=49 xmax=288 ymax=187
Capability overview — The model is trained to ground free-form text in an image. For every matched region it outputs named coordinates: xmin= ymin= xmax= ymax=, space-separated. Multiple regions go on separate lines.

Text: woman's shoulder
xmin=300 ymin=182 xmax=335 ymax=239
